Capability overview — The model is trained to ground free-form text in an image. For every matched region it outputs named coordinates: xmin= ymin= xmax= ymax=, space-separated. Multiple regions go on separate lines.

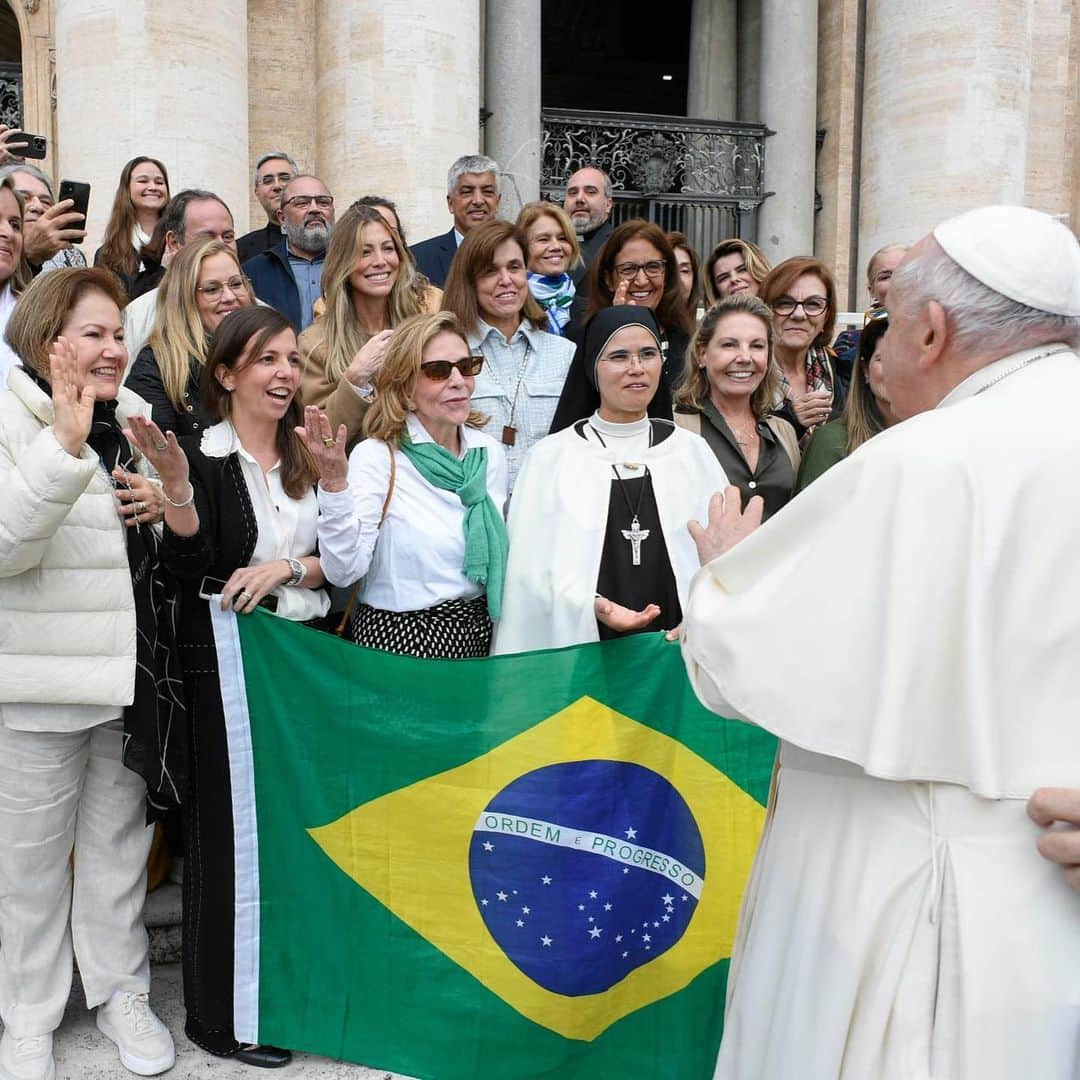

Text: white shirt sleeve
xmin=315 ymin=440 xmax=390 ymax=587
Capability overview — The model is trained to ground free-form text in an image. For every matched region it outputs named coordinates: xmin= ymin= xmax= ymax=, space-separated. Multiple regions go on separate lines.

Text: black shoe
xmin=234 ymin=1044 xmax=293 ymax=1069
xmin=184 ymin=1019 xmax=240 ymax=1057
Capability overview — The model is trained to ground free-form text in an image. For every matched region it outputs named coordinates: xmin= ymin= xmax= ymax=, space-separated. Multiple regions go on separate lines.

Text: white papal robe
xmin=493 ymin=421 xmax=727 ymax=653
xmin=682 ymin=345 xmax=1080 ymax=1079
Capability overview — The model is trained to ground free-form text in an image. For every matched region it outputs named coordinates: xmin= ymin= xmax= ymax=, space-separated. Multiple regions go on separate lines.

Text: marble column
xmin=316 ymin=0 xmax=481 ymax=242
xmin=484 ymin=0 xmax=541 ymax=218
xmin=858 ymin=0 xmax=1034 ymax=273
xmin=737 ymin=0 xmax=763 ymax=123
xmin=757 ymin=0 xmax=819 ymax=261
xmin=246 ymin=0 xmax=318 ymax=233
xmin=53 ymin=0 xmax=249 ymax=247
xmin=688 ymin=0 xmax=737 ymax=120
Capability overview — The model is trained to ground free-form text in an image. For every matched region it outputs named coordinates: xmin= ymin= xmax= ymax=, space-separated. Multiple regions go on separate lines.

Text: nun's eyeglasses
xmin=599 ymin=347 xmax=662 ymax=367
xmin=419 ymin=356 xmax=484 ymax=381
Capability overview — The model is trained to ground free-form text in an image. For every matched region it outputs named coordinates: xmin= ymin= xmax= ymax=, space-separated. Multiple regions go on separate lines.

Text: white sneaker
xmin=96 ymin=991 xmax=175 ymax=1076
xmin=0 ymin=1031 xmax=55 ymax=1080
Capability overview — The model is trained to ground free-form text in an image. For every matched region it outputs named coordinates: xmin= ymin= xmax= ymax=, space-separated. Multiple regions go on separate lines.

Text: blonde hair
xmin=703 ymin=238 xmax=772 ymax=306
xmin=316 ymin=203 xmax=429 ymax=384
xmin=362 ymin=311 xmax=486 ymax=445
xmin=147 ymin=238 xmax=250 ymax=413
xmin=515 ymin=201 xmax=583 ymax=271
xmin=866 ymin=243 xmax=908 ymax=287
xmin=0 ymin=175 xmax=31 ymax=296
xmin=5 ymin=268 xmax=128 ymax=378
xmin=673 ymin=293 xmax=779 ymax=420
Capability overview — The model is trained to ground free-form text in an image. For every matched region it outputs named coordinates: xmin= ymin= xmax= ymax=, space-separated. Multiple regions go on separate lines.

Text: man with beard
xmin=563 ymin=165 xmax=614 ymax=322
xmin=242 ymin=174 xmax=335 ymax=331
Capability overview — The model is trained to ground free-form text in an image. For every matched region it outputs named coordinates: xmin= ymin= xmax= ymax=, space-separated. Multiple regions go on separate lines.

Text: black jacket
xmin=236 ymin=221 xmax=284 ymax=265
xmin=126 ymin=346 xmax=212 ymax=437
xmin=409 ymin=228 xmax=458 ymax=289
xmin=242 ymin=242 xmax=301 ymax=330
xmin=569 ymin=220 xmax=614 ymax=324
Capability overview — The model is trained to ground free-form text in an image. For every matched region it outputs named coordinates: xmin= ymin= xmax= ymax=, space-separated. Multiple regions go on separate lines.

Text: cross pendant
xmin=620 ymin=515 xmax=650 ymax=567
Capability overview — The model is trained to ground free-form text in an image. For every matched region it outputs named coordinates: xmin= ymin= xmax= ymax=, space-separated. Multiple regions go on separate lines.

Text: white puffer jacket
xmin=0 ymin=365 xmax=153 ymax=729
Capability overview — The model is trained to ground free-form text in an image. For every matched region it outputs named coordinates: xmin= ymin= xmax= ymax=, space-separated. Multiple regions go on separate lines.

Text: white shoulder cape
xmin=682 ymin=345 xmax=1080 ymax=798
xmin=493 ymin=423 xmax=728 ymax=654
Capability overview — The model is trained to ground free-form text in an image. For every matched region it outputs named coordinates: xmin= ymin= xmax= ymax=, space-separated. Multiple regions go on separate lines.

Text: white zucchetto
xmin=933 ymin=205 xmax=1080 ymax=317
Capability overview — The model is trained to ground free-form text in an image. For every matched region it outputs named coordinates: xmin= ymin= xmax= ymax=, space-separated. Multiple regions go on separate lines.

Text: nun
xmin=493 ymin=307 xmax=727 ymax=653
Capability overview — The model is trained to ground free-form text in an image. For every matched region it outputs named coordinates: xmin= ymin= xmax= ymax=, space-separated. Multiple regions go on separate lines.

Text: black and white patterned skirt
xmin=352 ymin=595 xmax=493 ymax=659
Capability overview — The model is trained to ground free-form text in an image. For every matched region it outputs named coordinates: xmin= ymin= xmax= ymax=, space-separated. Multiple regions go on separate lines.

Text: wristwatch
xmin=285 ymin=557 xmax=307 ymax=586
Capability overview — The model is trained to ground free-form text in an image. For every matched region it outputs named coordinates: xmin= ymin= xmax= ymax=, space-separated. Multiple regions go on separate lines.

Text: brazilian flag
xmin=211 ymin=608 xmax=775 ymax=1079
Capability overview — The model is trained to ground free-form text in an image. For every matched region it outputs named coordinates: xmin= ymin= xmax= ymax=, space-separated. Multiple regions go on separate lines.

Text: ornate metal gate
xmin=541 ymin=108 xmax=769 ymax=255
xmin=0 ymin=62 xmax=22 ymax=130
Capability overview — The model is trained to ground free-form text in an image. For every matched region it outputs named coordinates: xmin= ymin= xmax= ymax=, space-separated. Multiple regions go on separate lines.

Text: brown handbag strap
xmin=335 ymin=441 xmax=396 ymax=637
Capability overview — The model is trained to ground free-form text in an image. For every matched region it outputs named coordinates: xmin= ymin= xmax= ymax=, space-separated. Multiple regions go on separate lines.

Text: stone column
xmin=688 ymin=0 xmax=737 ymax=120
xmin=483 ymin=0 xmax=541 ymax=218
xmin=316 ymin=0 xmax=481 ymax=242
xmin=756 ymin=0 xmax=819 ymax=261
xmin=737 ymin=0 xmax=763 ymax=122
xmin=53 ymin=0 xmax=249 ymax=247
xmin=858 ymin=0 xmax=1034 ymax=274
xmin=246 ymin=0 xmax=318 ymax=233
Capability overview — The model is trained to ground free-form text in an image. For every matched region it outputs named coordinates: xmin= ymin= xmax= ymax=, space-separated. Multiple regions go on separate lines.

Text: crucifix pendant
xmin=501 ymin=425 xmax=517 ymax=446
xmin=621 ymin=515 xmax=650 ymax=566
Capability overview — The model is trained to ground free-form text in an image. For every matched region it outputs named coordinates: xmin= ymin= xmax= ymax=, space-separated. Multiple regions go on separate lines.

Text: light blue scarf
xmin=527 ymin=272 xmax=576 ymax=336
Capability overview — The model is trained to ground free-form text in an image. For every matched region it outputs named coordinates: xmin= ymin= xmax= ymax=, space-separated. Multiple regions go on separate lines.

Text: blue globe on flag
xmin=468 ymin=759 xmax=705 ymax=996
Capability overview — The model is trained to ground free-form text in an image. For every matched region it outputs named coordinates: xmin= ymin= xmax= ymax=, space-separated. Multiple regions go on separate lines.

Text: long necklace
xmin=589 ymin=422 xmax=654 ymax=567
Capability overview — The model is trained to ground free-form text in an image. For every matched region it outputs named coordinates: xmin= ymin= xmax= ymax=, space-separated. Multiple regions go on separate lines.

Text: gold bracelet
xmin=163 ymin=482 xmax=195 ymax=509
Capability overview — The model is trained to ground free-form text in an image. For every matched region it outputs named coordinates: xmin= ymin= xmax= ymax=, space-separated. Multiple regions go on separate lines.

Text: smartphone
xmin=57 ymin=180 xmax=90 ymax=222
xmin=198 ymin=575 xmax=279 ymax=614
xmin=8 ymin=131 xmax=47 ymax=160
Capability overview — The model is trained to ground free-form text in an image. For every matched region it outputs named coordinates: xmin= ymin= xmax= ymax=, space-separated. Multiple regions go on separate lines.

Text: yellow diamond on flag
xmin=308 ymin=695 xmax=765 ymax=1041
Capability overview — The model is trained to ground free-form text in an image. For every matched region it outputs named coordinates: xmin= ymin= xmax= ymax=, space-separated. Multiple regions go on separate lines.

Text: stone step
xmin=144 ymin=881 xmax=183 ymax=967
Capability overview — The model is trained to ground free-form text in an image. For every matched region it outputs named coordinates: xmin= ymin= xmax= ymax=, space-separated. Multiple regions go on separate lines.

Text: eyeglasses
xmin=419 ymin=356 xmax=484 ymax=381
xmin=259 ymin=172 xmax=294 ymax=187
xmin=599 ymin=346 xmax=662 ymax=367
xmin=283 ymin=195 xmax=334 ymax=210
xmin=773 ymin=296 xmax=828 ymax=317
xmin=197 ymin=276 xmax=249 ymax=302
xmin=614 ymin=260 xmax=665 ymax=281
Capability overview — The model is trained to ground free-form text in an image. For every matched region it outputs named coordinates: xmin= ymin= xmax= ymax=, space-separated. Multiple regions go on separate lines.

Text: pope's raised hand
xmin=297 ymin=405 xmax=348 ymax=492
xmin=688 ymin=485 xmax=763 ymax=566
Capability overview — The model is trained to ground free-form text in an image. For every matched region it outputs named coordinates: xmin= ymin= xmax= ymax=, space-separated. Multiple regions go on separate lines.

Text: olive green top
xmin=795 ymin=418 xmax=848 ymax=492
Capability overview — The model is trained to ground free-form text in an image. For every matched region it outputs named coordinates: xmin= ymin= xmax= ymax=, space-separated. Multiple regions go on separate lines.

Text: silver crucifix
xmin=621 ymin=516 xmax=650 ymax=566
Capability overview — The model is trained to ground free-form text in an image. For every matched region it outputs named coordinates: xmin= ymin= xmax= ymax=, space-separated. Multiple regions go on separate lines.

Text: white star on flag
xmin=615 ymin=934 xmax=623 ymax=942
xmin=577 ymin=903 xmax=585 ymax=911
xmin=662 ymin=894 xmax=674 ymax=905
xmin=625 ymin=827 xmax=638 ymax=840
xmin=588 ymin=926 xmax=602 ymax=939
xmin=482 ymin=841 xmax=494 ymax=852
xmin=603 ymin=902 xmax=612 ymax=911
xmin=541 ymin=876 xmax=552 ymax=885
xmin=516 ymin=919 xmax=524 ymax=927
xmin=643 ymin=933 xmax=652 ymax=943
xmin=497 ymin=891 xmax=508 ymax=902
xmin=541 ymin=936 xmax=552 ymax=947
xmin=662 ymin=914 xmax=670 ymax=922
xmin=589 ymin=890 xmax=598 ymax=899
xmin=480 ymin=899 xmax=489 ymax=906
xmin=522 ymin=906 xmax=530 ymax=914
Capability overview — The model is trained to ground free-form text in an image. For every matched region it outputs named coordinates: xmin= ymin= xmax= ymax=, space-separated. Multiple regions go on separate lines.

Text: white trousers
xmin=0 ymin=719 xmax=153 ymax=1038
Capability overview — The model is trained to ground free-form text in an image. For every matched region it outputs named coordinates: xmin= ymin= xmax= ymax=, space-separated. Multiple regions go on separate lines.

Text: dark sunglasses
xmin=419 ymin=356 xmax=484 ymax=381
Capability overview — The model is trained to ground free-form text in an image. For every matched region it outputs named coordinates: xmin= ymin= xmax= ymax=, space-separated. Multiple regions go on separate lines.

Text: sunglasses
xmin=419 ymin=356 xmax=484 ymax=381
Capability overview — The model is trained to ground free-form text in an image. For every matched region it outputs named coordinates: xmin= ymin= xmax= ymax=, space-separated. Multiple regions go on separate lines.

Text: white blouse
xmin=200 ymin=421 xmax=330 ymax=622
xmin=317 ymin=412 xmax=509 ymax=613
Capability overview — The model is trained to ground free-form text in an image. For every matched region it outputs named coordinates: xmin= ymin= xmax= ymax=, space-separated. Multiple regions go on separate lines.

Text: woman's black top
xmin=126 ymin=347 xmax=212 ymax=437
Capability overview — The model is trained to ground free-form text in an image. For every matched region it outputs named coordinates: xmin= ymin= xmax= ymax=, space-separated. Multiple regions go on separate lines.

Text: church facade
xmin=2 ymin=0 xmax=1077 ymax=306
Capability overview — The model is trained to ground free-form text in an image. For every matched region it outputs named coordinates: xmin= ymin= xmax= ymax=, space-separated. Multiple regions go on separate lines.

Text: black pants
xmin=182 ymin=673 xmax=239 ymax=1046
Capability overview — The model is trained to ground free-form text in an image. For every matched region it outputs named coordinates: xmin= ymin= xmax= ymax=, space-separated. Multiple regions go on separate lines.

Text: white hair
xmin=0 ymin=162 xmax=53 ymax=197
xmin=447 ymin=155 xmax=501 ymax=196
xmin=890 ymin=240 xmax=1080 ymax=355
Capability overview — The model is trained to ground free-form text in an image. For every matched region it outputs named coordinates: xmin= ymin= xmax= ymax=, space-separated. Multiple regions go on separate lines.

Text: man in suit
xmin=242 ymin=174 xmax=335 ymax=331
xmin=564 ymin=165 xmax=614 ymax=322
xmin=236 ymin=151 xmax=298 ymax=264
xmin=409 ymin=154 xmax=500 ymax=287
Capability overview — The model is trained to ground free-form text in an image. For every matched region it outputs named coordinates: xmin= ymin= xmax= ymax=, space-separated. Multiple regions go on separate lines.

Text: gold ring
xmin=322 ymin=436 xmax=336 ymax=448
xmin=136 ymin=501 xmax=146 ymax=513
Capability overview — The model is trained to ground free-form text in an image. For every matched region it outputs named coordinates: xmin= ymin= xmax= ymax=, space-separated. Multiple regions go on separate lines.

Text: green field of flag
xmin=212 ymin=608 xmax=775 ymax=1080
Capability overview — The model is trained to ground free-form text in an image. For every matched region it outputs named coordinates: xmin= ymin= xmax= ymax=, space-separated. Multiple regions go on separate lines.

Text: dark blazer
xmin=236 ymin=221 xmax=284 ymax=265
xmin=242 ymin=242 xmax=301 ymax=330
xmin=409 ymin=228 xmax=458 ymax=288
xmin=569 ymin=219 xmax=614 ymax=323
xmin=126 ymin=346 xmax=212 ymax=437
xmin=158 ymin=443 xmax=259 ymax=676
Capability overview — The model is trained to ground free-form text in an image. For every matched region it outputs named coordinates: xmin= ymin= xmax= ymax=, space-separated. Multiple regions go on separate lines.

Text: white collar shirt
xmin=200 ymin=421 xmax=329 ymax=621
xmin=316 ymin=412 xmax=508 ymax=613
xmin=467 ymin=319 xmax=575 ymax=489
xmin=0 ymin=284 xmax=20 ymax=390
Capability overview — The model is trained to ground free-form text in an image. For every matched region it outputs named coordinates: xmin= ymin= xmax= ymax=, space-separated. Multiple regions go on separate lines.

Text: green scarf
xmin=398 ymin=436 xmax=509 ymax=620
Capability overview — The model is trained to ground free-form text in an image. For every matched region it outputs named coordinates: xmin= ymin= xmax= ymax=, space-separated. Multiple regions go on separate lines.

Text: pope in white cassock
xmin=494 ymin=306 xmax=727 ymax=652
xmin=681 ymin=205 xmax=1080 ymax=1079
